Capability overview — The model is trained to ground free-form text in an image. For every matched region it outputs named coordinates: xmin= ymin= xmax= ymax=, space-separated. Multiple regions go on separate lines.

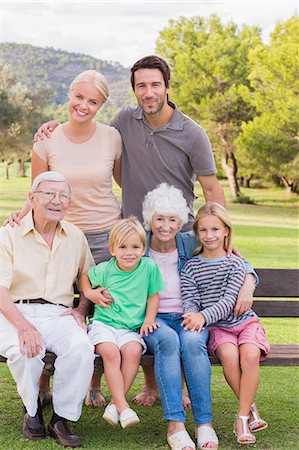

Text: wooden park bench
xmin=1 ymin=268 xmax=298 ymax=367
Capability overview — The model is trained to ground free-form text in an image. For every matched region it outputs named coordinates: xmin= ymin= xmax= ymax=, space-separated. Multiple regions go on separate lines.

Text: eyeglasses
xmin=34 ymin=190 xmax=71 ymax=203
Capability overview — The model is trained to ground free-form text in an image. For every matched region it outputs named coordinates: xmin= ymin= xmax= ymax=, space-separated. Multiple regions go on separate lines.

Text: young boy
xmin=81 ymin=216 xmax=165 ymax=429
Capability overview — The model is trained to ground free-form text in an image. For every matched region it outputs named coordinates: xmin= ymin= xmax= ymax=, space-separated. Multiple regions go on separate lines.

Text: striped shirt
xmin=181 ymin=254 xmax=256 ymax=328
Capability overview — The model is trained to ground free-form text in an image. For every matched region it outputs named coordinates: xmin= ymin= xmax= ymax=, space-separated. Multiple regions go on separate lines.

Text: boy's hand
xmin=139 ymin=320 xmax=160 ymax=338
xmin=181 ymin=312 xmax=206 ymax=332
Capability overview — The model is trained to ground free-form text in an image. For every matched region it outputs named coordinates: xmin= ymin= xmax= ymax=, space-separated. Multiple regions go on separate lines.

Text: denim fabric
xmin=144 ymin=313 xmax=212 ymax=424
xmin=145 ymin=231 xmax=197 ymax=273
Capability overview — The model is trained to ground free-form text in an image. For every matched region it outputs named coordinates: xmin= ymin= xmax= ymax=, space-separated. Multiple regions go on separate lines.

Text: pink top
xmin=149 ymin=248 xmax=183 ymax=314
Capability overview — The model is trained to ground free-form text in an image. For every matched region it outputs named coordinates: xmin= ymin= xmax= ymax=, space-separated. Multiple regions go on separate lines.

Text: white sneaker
xmin=102 ymin=403 xmax=119 ymax=426
xmin=119 ymin=408 xmax=140 ymax=429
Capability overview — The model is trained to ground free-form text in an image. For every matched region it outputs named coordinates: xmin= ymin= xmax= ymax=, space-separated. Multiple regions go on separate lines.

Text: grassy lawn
xmin=0 ymin=164 xmax=298 ymax=449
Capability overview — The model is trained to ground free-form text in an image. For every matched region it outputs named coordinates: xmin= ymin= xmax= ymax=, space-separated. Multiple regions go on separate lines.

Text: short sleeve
xmin=147 ymin=260 xmax=165 ymax=295
xmin=188 ymin=127 xmax=217 ymax=176
xmin=32 ymin=139 xmax=49 ymax=162
xmin=88 ymin=261 xmax=108 ymax=288
xmin=0 ymin=227 xmax=13 ymax=288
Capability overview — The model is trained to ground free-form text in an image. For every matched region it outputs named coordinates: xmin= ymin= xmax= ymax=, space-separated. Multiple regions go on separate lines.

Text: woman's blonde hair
xmin=109 ymin=216 xmax=146 ymax=250
xmin=193 ymin=202 xmax=233 ymax=255
xmin=69 ymin=70 xmax=109 ymax=103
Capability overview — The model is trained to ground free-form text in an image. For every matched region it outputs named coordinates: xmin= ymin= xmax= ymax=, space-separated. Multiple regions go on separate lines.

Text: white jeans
xmin=0 ymin=304 xmax=94 ymax=421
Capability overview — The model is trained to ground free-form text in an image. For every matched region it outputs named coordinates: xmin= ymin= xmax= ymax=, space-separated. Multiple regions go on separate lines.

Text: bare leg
xmin=39 ymin=372 xmax=52 ymax=406
xmin=216 ymin=343 xmax=241 ymax=398
xmin=133 ymin=365 xmax=159 ymax=407
xmin=238 ymin=343 xmax=260 ymax=416
xmin=97 ymin=342 xmax=128 ymax=414
xmin=120 ymin=342 xmax=142 ymax=395
xmin=85 ymin=372 xmax=106 ymax=407
xmin=217 ymin=342 xmax=260 ymax=443
xmin=182 ymin=374 xmax=191 ymax=410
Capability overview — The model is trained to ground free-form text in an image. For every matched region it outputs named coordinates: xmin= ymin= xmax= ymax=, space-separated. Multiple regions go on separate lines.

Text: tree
xmin=156 ymin=15 xmax=262 ymax=199
xmin=0 ymin=62 xmax=50 ymax=178
xmin=237 ymin=16 xmax=299 ymax=193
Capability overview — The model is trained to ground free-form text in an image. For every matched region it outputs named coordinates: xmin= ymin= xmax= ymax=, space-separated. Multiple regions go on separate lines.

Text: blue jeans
xmin=144 ymin=313 xmax=212 ymax=424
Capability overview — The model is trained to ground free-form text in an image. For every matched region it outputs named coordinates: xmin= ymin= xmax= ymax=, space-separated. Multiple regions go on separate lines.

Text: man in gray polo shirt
xmin=111 ymin=55 xmax=225 ymax=231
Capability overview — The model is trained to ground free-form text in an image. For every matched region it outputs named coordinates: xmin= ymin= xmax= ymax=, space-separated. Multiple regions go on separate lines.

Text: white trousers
xmin=0 ymin=304 xmax=94 ymax=421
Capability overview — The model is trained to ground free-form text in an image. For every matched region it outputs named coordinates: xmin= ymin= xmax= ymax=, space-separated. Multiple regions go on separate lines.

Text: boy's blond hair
xmin=109 ymin=216 xmax=146 ymax=250
xmin=193 ymin=202 xmax=233 ymax=255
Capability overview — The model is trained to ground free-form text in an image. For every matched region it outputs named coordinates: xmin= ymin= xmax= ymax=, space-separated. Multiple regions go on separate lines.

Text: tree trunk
xmin=245 ymin=175 xmax=253 ymax=188
xmin=280 ymin=176 xmax=297 ymax=194
xmin=17 ymin=159 xmax=26 ymax=177
xmin=221 ymin=152 xmax=240 ymax=199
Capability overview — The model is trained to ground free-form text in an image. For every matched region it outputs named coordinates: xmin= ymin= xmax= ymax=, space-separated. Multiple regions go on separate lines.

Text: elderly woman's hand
xmin=181 ymin=312 xmax=206 ymax=333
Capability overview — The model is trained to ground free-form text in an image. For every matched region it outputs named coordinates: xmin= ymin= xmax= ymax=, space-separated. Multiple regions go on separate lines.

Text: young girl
xmin=180 ymin=202 xmax=270 ymax=445
xmin=81 ymin=216 xmax=165 ymax=429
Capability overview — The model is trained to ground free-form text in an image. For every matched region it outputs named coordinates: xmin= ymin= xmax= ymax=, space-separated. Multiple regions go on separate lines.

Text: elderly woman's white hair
xmin=142 ymin=183 xmax=190 ymax=231
xmin=30 ymin=171 xmax=72 ymax=195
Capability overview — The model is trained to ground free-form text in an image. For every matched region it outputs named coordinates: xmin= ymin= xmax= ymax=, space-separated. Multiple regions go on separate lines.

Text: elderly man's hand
xmin=62 ymin=308 xmax=87 ymax=330
xmin=87 ymin=287 xmax=114 ymax=308
xmin=18 ymin=325 xmax=43 ymax=358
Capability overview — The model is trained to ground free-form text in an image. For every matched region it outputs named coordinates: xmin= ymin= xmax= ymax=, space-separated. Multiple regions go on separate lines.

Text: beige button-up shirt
xmin=0 ymin=212 xmax=94 ymax=307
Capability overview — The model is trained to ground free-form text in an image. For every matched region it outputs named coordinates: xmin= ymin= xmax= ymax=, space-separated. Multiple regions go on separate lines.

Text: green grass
xmin=0 ymin=164 xmax=298 ymax=449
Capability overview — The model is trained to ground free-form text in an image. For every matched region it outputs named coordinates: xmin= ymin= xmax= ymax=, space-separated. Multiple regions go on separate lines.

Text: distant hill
xmin=0 ymin=42 xmax=133 ymax=108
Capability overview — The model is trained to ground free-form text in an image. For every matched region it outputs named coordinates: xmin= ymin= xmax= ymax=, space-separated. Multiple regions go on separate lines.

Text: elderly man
xmin=0 ymin=171 xmax=95 ymax=447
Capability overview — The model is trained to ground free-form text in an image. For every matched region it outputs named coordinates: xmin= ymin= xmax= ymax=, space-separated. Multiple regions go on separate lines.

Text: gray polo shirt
xmin=111 ymin=102 xmax=217 ymax=231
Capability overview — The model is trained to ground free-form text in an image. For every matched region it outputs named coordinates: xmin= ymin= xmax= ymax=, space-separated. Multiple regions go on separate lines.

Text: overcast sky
xmin=1 ymin=1 xmax=297 ymax=67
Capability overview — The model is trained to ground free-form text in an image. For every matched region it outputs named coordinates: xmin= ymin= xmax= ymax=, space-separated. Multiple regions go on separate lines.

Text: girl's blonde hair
xmin=69 ymin=70 xmax=109 ymax=103
xmin=109 ymin=216 xmax=146 ymax=250
xmin=193 ymin=202 xmax=233 ymax=255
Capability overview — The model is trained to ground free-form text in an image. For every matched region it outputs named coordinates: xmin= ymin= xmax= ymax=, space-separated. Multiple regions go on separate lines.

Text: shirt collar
xmin=132 ymin=101 xmax=184 ymax=131
xmin=22 ymin=211 xmax=66 ymax=237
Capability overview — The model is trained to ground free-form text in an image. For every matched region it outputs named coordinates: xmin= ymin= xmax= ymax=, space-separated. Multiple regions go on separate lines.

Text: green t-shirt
xmin=89 ymin=257 xmax=165 ymax=331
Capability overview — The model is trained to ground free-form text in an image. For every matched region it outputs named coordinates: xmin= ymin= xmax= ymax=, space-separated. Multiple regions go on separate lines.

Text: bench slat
xmin=253 ymin=300 xmax=299 ymax=317
xmin=1 ymin=344 xmax=298 ymax=366
xmin=255 ymin=269 xmax=299 ymax=297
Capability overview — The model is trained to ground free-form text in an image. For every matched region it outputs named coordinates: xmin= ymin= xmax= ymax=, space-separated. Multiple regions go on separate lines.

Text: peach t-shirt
xmin=33 ymin=123 xmax=122 ymax=232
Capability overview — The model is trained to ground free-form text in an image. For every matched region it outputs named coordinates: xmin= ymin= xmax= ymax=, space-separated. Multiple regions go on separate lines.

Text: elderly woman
xmin=140 ymin=183 xmax=259 ymax=450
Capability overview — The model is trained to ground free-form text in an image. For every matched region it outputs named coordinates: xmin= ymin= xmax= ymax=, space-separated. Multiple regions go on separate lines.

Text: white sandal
xmin=234 ymin=415 xmax=256 ymax=444
xmin=249 ymin=403 xmax=268 ymax=433
xmin=167 ymin=430 xmax=196 ymax=450
xmin=196 ymin=425 xmax=219 ymax=449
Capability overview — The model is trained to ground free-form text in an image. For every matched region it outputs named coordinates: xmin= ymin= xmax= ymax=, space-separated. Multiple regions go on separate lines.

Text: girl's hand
xmin=140 ymin=320 xmax=160 ymax=338
xmin=181 ymin=312 xmax=206 ymax=332
xmin=2 ymin=211 xmax=23 ymax=228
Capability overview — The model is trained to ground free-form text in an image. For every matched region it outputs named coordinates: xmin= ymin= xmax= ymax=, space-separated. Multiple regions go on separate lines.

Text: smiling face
xmin=196 ymin=215 xmax=229 ymax=258
xmin=30 ymin=180 xmax=71 ymax=223
xmin=133 ymin=68 xmax=170 ymax=117
xmin=150 ymin=213 xmax=181 ymax=246
xmin=68 ymin=81 xmax=104 ymax=123
xmin=110 ymin=231 xmax=145 ymax=272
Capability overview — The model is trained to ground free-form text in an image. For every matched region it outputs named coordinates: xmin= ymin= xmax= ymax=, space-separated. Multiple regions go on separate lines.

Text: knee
xmin=121 ymin=342 xmax=142 ymax=361
xmin=181 ymin=331 xmax=208 ymax=357
xmin=100 ymin=345 xmax=120 ymax=364
xmin=240 ymin=349 xmax=260 ymax=371
xmin=70 ymin=336 xmax=94 ymax=363
xmin=217 ymin=345 xmax=239 ymax=369
xmin=146 ymin=328 xmax=180 ymax=357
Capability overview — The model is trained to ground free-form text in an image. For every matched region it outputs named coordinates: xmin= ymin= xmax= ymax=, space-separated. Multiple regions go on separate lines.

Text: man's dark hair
xmin=130 ymin=55 xmax=171 ymax=90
